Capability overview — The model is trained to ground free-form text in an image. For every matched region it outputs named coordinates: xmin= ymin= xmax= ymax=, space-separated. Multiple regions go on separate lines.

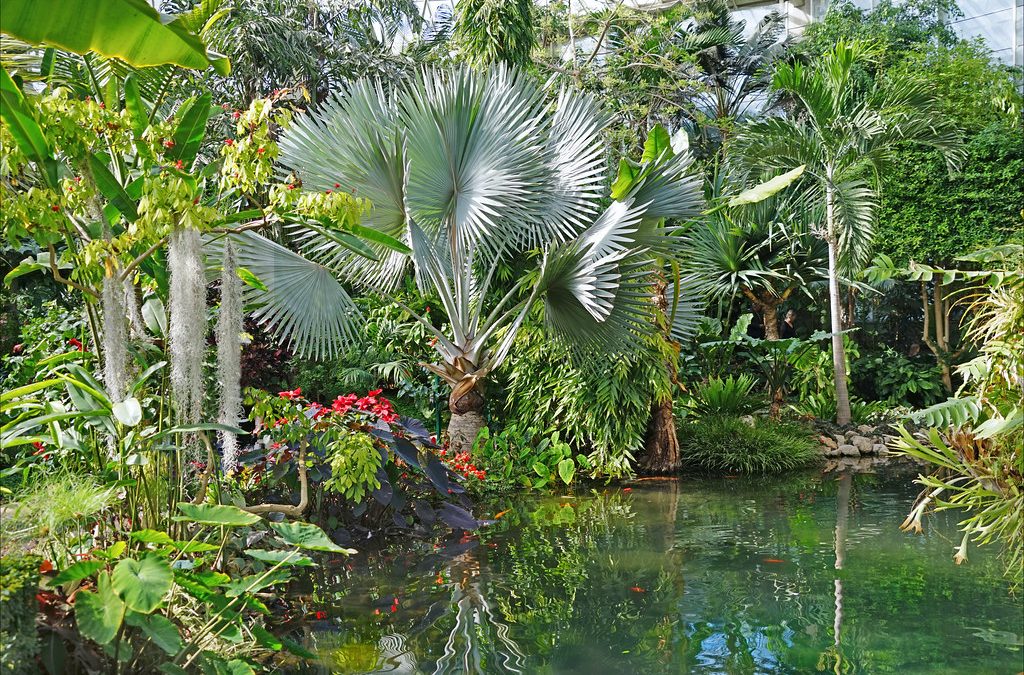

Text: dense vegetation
xmin=1 ymin=0 xmax=1021 ymax=672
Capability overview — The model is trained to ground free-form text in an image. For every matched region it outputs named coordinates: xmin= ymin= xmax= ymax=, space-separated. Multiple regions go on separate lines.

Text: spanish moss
xmin=216 ymin=240 xmax=243 ymax=474
xmin=168 ymin=226 xmax=207 ymax=428
xmin=101 ymin=271 xmax=128 ymax=403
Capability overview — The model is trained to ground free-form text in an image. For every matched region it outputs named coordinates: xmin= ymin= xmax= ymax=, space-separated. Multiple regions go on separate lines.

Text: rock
xmin=857 ymin=424 xmax=875 ymax=435
xmin=834 ymin=433 xmax=847 ymax=446
xmin=850 ymin=435 xmax=874 ymax=454
xmin=838 ymin=444 xmax=859 ymax=457
xmin=740 ymin=415 xmax=756 ymax=427
xmin=820 ymin=435 xmax=838 ymax=449
xmin=872 ymin=443 xmax=888 ymax=456
xmin=826 ymin=447 xmax=842 ymax=457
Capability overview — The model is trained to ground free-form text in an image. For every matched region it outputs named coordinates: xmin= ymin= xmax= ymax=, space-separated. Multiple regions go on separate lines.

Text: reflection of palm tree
xmin=830 ymin=473 xmax=852 ymax=671
xmin=432 ymin=551 xmax=526 ymax=674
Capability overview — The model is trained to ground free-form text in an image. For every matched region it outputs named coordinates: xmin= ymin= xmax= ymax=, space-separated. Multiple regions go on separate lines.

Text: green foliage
xmin=323 ymin=430 xmax=382 ymax=503
xmin=502 ymin=325 xmax=672 ymax=478
xmin=852 ymin=347 xmax=944 ymax=408
xmin=474 ymin=425 xmax=589 ymax=489
xmin=0 ymin=554 xmax=41 ymax=674
xmin=790 ymin=392 xmax=890 ymax=426
xmin=688 ymin=374 xmax=763 ymax=418
xmin=453 ymin=0 xmax=536 ymax=67
xmin=678 ymin=415 xmax=819 ymax=474
xmin=874 ymin=122 xmax=1024 ymax=267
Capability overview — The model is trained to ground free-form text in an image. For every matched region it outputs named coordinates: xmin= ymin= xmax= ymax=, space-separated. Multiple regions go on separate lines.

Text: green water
xmin=289 ymin=468 xmax=1023 ymax=674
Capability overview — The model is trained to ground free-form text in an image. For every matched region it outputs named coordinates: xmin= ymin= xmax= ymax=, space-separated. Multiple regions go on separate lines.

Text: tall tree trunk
xmin=640 ymin=396 xmax=680 ymax=474
xmin=826 ymin=183 xmax=853 ymax=426
xmin=639 ymin=281 xmax=681 ymax=474
xmin=447 ymin=383 xmax=486 ymax=453
xmin=762 ymin=304 xmax=780 ymax=340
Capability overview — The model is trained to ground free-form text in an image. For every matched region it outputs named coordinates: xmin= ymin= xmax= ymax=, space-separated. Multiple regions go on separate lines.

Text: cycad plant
xmin=732 ymin=41 xmax=963 ymax=424
xmin=261 ymin=66 xmax=703 ymax=450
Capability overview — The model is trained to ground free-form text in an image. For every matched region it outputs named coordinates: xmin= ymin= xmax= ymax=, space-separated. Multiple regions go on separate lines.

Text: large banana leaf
xmin=0 ymin=0 xmax=229 ymax=74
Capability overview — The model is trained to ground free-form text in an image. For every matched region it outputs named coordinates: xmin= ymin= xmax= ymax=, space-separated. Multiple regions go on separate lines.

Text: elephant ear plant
xmin=44 ymin=503 xmax=349 ymax=673
xmin=240 ymin=65 xmax=705 ymax=450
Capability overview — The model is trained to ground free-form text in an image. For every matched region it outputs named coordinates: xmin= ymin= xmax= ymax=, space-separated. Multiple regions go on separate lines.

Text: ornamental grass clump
xmin=678 ymin=415 xmax=818 ymax=474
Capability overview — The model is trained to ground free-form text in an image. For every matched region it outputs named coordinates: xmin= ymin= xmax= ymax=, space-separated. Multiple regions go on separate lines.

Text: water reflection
xmin=290 ymin=468 xmax=1022 ymax=674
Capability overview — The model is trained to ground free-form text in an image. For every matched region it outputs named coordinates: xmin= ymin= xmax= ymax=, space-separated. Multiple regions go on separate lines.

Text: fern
xmin=908 ymin=396 xmax=982 ymax=429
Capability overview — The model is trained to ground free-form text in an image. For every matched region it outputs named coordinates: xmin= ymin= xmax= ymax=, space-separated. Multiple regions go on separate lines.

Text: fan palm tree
xmin=241 ymin=65 xmax=703 ymax=450
xmin=682 ymin=186 xmax=827 ymax=340
xmin=731 ymin=41 xmax=963 ymax=425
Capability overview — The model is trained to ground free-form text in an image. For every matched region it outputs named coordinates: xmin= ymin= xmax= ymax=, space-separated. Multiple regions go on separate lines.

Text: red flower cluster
xmin=278 ymin=387 xmax=302 ymax=400
xmin=32 ymin=441 xmax=51 ymax=461
xmin=68 ymin=338 xmax=83 ymax=351
xmin=440 ymin=449 xmax=485 ymax=481
xmin=332 ymin=389 xmax=398 ymax=423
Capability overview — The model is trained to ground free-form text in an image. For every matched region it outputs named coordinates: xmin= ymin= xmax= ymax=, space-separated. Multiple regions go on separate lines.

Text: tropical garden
xmin=0 ymin=0 xmax=1021 ymax=673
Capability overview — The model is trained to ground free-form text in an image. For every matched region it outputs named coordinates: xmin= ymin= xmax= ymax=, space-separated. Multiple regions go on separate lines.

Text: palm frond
xmin=225 ymin=232 xmax=362 ymax=359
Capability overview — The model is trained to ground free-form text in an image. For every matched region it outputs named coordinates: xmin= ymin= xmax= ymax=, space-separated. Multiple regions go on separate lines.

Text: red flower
xmin=50 ymin=204 xmax=60 ymax=212
xmin=314 ymin=610 xmax=327 ymax=620
xmin=163 ymin=139 xmax=175 ymax=148
xmin=225 ymin=138 xmax=234 ymax=146
xmin=232 ymin=110 xmax=241 ymax=119
xmin=222 ymin=103 xmax=230 ymax=110
xmin=325 ymin=189 xmax=332 ymax=195
xmin=39 ymin=560 xmax=54 ymax=574
xmin=368 ymin=389 xmax=383 ymax=397
xmin=278 ymin=387 xmax=302 ymax=400
xmin=11 ymin=344 xmax=23 ymax=354
xmin=68 ymin=338 xmax=83 ymax=351
xmin=334 ymin=182 xmax=340 ymax=188
xmin=174 ymin=159 xmax=184 ymax=170
xmin=257 ymin=147 xmax=265 ymax=154
xmin=288 ymin=184 xmax=296 ymax=190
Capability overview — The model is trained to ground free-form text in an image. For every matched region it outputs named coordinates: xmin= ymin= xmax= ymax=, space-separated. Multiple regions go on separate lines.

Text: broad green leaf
xmin=123 ymin=74 xmax=148 ymax=138
xmin=224 ymin=569 xmax=291 ymax=597
xmin=532 ymin=462 xmax=547 ymax=478
xmin=0 ymin=379 xmax=61 ymax=403
xmin=175 ymin=502 xmax=261 ymax=527
xmin=168 ymin=93 xmax=212 ymax=167
xmin=349 ymin=223 xmax=412 ymax=255
xmin=125 ymin=612 xmax=182 ymax=655
xmin=141 ymin=297 xmax=167 ymax=337
xmin=112 ymin=397 xmax=143 ymax=426
xmin=269 ymin=521 xmax=355 ymax=553
xmin=112 ymin=554 xmax=172 ymax=613
xmin=641 ymin=124 xmax=672 ymax=164
xmin=610 ymin=159 xmax=640 ymax=201
xmin=50 ymin=560 xmax=104 ymax=586
xmin=172 ymin=540 xmax=219 ymax=553
xmin=0 ymin=68 xmax=58 ymax=188
xmin=75 ymin=572 xmax=124 ymax=644
xmin=244 ymin=549 xmax=315 ymax=567
xmin=728 ymin=165 xmax=806 ymax=207
xmin=557 ymin=458 xmax=575 ymax=486
xmin=128 ymin=529 xmax=174 ymax=545
xmin=235 ymin=267 xmax=267 ymax=291
xmin=88 ymin=153 xmax=139 ymax=221
xmin=0 ymin=0 xmax=230 ymax=74
xmin=250 ymin=625 xmax=283 ymax=651
xmin=3 ymin=257 xmax=47 ymax=285
xmin=95 ymin=541 xmax=127 ymax=561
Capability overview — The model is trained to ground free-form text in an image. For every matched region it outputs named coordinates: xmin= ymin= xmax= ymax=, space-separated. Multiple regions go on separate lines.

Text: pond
xmin=285 ymin=467 xmax=1023 ymax=674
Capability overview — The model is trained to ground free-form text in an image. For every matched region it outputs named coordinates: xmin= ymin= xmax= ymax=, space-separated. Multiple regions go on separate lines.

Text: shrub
xmin=678 ymin=416 xmax=819 ymax=474
xmin=791 ymin=392 xmax=889 ymax=425
xmin=0 ymin=554 xmax=41 ymax=674
xmin=688 ymin=374 xmax=764 ymax=417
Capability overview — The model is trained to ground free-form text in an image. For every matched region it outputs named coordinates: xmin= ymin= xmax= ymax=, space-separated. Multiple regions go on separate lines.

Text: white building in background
xmin=729 ymin=0 xmax=1022 ymax=66
xmin=421 ymin=0 xmax=1023 ymax=67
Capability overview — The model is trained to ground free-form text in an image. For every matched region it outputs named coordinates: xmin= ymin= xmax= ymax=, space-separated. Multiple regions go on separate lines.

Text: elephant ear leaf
xmin=75 ymin=571 xmax=125 ymax=644
xmin=728 ymin=165 xmax=806 ymax=207
xmin=641 ymin=124 xmax=673 ymax=165
xmin=112 ymin=554 xmax=173 ymax=613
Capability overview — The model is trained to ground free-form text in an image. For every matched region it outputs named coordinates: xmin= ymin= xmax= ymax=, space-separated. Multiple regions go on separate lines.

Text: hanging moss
xmin=101 ymin=271 xmax=128 ymax=403
xmin=168 ymin=227 xmax=208 ymax=427
xmin=217 ymin=240 xmax=243 ymax=473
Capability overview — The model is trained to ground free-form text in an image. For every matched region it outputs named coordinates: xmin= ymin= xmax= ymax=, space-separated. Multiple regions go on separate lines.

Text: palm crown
xmin=239 ymin=65 xmax=703 ymax=447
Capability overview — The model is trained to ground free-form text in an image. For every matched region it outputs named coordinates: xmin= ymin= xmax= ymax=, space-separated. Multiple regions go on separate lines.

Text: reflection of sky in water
xmin=691 ymin=623 xmax=786 ymax=673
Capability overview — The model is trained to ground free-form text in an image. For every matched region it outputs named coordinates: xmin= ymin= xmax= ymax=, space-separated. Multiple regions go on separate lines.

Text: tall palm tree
xmin=732 ymin=41 xmax=962 ymax=424
xmin=239 ymin=66 xmax=703 ymax=451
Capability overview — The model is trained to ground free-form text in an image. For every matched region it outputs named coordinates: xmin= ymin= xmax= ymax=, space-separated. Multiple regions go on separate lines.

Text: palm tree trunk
xmin=762 ymin=305 xmax=780 ymax=340
xmin=640 ymin=396 xmax=680 ymax=474
xmin=447 ymin=384 xmax=486 ymax=453
xmin=826 ymin=183 xmax=853 ymax=426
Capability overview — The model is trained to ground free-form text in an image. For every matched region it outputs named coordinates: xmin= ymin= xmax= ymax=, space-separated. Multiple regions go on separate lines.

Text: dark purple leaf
xmin=372 ymin=472 xmax=392 ymax=506
xmin=401 ymin=417 xmax=430 ymax=440
xmin=392 ymin=438 xmax=421 ymax=470
xmin=393 ymin=511 xmax=409 ymax=528
xmin=424 ymin=457 xmax=450 ymax=494
xmin=413 ymin=500 xmax=435 ymax=525
xmin=437 ymin=502 xmax=479 ymax=530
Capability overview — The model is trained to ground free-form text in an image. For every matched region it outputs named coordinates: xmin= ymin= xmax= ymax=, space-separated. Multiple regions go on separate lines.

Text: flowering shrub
xmin=241 ymin=387 xmax=480 ymax=531
xmin=438 ymin=449 xmax=487 ymax=483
